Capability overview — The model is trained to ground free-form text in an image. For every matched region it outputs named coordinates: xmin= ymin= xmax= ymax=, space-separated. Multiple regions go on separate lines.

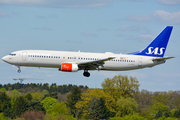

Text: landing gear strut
xmin=83 ymin=69 xmax=90 ymax=77
xmin=17 ymin=66 xmax=21 ymax=73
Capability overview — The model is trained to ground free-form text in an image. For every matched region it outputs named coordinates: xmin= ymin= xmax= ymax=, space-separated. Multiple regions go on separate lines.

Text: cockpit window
xmin=9 ymin=53 xmax=16 ymax=56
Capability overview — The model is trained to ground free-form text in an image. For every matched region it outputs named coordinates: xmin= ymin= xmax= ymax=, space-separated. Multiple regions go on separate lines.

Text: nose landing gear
xmin=17 ymin=66 xmax=21 ymax=73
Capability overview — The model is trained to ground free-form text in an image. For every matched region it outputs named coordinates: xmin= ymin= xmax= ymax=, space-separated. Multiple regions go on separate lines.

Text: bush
xmin=0 ymin=113 xmax=7 ymax=120
xmin=110 ymin=115 xmax=146 ymax=120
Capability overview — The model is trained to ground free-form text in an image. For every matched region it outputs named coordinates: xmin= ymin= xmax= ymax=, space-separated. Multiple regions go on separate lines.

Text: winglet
xmin=129 ymin=26 xmax=173 ymax=57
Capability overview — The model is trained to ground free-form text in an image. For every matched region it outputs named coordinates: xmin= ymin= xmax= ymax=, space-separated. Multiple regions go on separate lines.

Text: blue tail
xmin=129 ymin=26 xmax=173 ymax=57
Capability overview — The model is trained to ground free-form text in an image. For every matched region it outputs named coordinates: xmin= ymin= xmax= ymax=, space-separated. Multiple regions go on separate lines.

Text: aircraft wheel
xmin=17 ymin=69 xmax=21 ymax=73
xmin=83 ymin=72 xmax=90 ymax=77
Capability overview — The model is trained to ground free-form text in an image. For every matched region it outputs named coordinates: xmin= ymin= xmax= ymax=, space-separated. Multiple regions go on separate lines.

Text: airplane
xmin=2 ymin=26 xmax=174 ymax=77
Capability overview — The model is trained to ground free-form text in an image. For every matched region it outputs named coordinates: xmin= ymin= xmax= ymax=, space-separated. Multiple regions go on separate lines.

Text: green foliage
xmin=31 ymin=92 xmax=44 ymax=101
xmin=174 ymin=109 xmax=180 ymax=118
xmin=0 ymin=113 xmax=7 ymax=120
xmin=47 ymin=102 xmax=68 ymax=116
xmin=0 ymin=92 xmax=11 ymax=117
xmin=27 ymin=99 xmax=45 ymax=112
xmin=0 ymin=88 xmax=6 ymax=91
xmin=155 ymin=110 xmax=163 ymax=119
xmin=25 ymin=93 xmax=32 ymax=101
xmin=151 ymin=102 xmax=169 ymax=114
xmin=102 ymin=75 xmax=140 ymax=101
xmin=116 ymin=97 xmax=138 ymax=117
xmin=110 ymin=114 xmax=146 ymax=120
xmin=0 ymin=83 xmax=88 ymax=94
xmin=164 ymin=112 xmax=171 ymax=118
xmin=13 ymin=96 xmax=28 ymax=117
xmin=66 ymin=86 xmax=82 ymax=117
xmin=88 ymin=97 xmax=110 ymax=119
xmin=7 ymin=89 xmax=22 ymax=104
xmin=42 ymin=89 xmax=49 ymax=95
xmin=41 ymin=97 xmax=58 ymax=110
xmin=75 ymin=88 xmax=116 ymax=118
xmin=45 ymin=114 xmax=77 ymax=120
xmin=156 ymin=116 xmax=176 ymax=120
xmin=43 ymin=92 xmax=58 ymax=99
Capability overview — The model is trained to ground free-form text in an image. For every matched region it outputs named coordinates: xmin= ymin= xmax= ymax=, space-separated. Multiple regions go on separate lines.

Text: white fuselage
xmin=2 ymin=50 xmax=164 ymax=71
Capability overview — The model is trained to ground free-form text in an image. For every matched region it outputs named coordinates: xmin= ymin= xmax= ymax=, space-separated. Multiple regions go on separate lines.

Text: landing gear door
xmin=22 ymin=52 xmax=27 ymax=60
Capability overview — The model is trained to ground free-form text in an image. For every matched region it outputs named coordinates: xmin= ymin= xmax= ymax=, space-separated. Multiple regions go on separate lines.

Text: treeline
xmin=0 ymin=83 xmax=88 ymax=94
xmin=0 ymin=75 xmax=180 ymax=120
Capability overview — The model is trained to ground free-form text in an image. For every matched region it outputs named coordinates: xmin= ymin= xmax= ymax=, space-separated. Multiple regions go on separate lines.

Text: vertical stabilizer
xmin=129 ymin=26 xmax=173 ymax=57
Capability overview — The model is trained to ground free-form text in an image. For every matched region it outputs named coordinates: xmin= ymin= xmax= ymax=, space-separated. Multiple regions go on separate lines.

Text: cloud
xmin=158 ymin=73 xmax=180 ymax=77
xmin=37 ymin=14 xmax=58 ymax=19
xmin=48 ymin=14 xmax=58 ymax=18
xmin=119 ymin=25 xmax=149 ymax=32
xmin=112 ymin=47 xmax=127 ymax=52
xmin=32 ymin=27 xmax=54 ymax=31
xmin=96 ymin=28 xmax=109 ymax=31
xmin=96 ymin=71 xmax=118 ymax=78
xmin=0 ymin=0 xmax=115 ymax=8
xmin=153 ymin=10 xmax=180 ymax=24
xmin=139 ymin=34 xmax=155 ymax=42
xmin=0 ymin=60 xmax=3 ymax=63
xmin=80 ymin=31 xmax=98 ymax=37
xmin=37 ymin=15 xmax=46 ymax=19
xmin=157 ymin=0 xmax=180 ymax=5
xmin=126 ymin=15 xmax=152 ymax=22
xmin=65 ymin=40 xmax=82 ymax=44
xmin=0 ymin=11 xmax=9 ymax=17
xmin=127 ymin=72 xmax=148 ymax=79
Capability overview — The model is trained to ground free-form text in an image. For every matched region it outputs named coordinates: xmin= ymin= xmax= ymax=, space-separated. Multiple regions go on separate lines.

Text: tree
xmin=0 ymin=88 xmax=6 ymax=91
xmin=47 ymin=102 xmax=69 ymax=116
xmin=25 ymin=93 xmax=32 ymax=101
xmin=20 ymin=111 xmax=45 ymax=120
xmin=41 ymin=97 xmax=58 ymax=110
xmin=7 ymin=89 xmax=22 ymax=103
xmin=42 ymin=89 xmax=49 ymax=96
xmin=164 ymin=111 xmax=171 ymax=118
xmin=133 ymin=89 xmax=153 ymax=111
xmin=66 ymin=86 xmax=82 ymax=117
xmin=150 ymin=102 xmax=169 ymax=114
xmin=155 ymin=110 xmax=163 ymax=119
xmin=31 ymin=92 xmax=44 ymax=101
xmin=174 ymin=109 xmax=180 ymax=118
xmin=0 ymin=92 xmax=11 ymax=117
xmin=13 ymin=96 xmax=28 ymax=117
xmin=116 ymin=97 xmax=138 ymax=117
xmin=101 ymin=75 xmax=140 ymax=101
xmin=27 ymin=99 xmax=45 ymax=112
xmin=88 ymin=97 xmax=110 ymax=119
xmin=75 ymin=88 xmax=116 ymax=118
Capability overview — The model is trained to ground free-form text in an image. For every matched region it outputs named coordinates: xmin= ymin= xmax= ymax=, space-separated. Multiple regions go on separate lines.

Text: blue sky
xmin=0 ymin=0 xmax=180 ymax=91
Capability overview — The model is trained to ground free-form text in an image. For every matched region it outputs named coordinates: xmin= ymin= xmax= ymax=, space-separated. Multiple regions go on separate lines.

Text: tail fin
xmin=129 ymin=26 xmax=173 ymax=57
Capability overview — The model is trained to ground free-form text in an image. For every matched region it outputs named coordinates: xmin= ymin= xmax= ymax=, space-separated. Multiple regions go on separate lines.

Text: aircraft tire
xmin=83 ymin=72 xmax=90 ymax=77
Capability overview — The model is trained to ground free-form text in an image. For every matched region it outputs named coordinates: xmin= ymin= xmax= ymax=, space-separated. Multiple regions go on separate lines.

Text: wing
xmin=78 ymin=57 xmax=115 ymax=70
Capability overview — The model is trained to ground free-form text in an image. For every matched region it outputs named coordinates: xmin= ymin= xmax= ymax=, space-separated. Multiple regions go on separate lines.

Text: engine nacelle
xmin=59 ymin=63 xmax=78 ymax=72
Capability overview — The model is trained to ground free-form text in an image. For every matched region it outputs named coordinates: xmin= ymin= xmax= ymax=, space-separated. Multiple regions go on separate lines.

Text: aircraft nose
xmin=2 ymin=56 xmax=8 ymax=62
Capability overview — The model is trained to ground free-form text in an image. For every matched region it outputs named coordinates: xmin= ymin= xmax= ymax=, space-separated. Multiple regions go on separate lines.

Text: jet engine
xmin=59 ymin=63 xmax=78 ymax=72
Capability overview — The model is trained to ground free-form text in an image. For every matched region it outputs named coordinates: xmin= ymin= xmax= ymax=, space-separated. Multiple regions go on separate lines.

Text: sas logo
xmin=146 ymin=47 xmax=165 ymax=55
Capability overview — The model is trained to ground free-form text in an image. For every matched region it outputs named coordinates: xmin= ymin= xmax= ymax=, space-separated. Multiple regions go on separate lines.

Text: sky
xmin=0 ymin=0 xmax=180 ymax=91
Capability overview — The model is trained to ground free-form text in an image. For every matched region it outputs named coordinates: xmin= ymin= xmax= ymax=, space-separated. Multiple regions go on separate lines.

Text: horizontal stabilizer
xmin=153 ymin=57 xmax=175 ymax=61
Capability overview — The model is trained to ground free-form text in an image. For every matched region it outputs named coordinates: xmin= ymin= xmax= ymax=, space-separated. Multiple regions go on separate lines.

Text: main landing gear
xmin=83 ymin=69 xmax=90 ymax=77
